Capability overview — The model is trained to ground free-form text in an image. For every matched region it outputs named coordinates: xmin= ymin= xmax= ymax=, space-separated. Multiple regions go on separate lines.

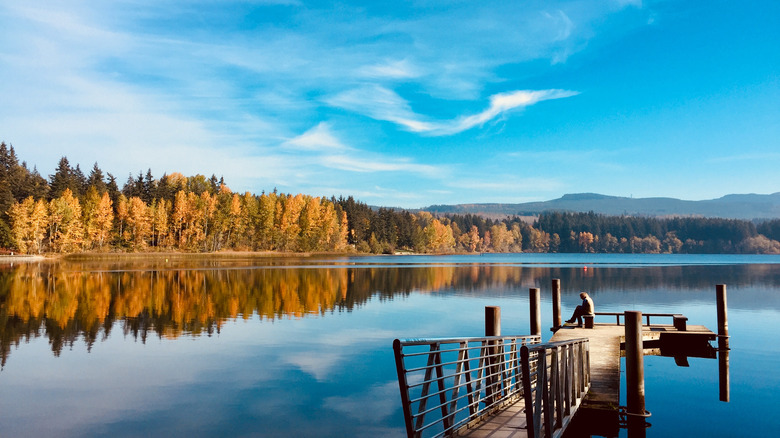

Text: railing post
xmin=485 ymin=306 xmax=501 ymax=407
xmin=530 ymin=288 xmax=541 ymax=337
xmin=520 ymin=345 xmax=536 ymax=438
xmin=625 ymin=311 xmax=646 ymax=433
xmin=552 ymin=279 xmax=562 ymax=330
xmin=393 ymin=339 xmax=415 ymax=438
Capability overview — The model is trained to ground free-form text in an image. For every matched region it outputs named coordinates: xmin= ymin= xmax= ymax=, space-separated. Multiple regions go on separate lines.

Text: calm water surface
xmin=1 ymin=254 xmax=778 ymax=436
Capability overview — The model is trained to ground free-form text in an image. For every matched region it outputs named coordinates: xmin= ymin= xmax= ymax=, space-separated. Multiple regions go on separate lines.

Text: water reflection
xmin=1 ymin=259 xmax=779 ymax=369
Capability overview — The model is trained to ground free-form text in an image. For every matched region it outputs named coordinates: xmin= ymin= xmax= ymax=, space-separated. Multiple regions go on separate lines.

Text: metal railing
xmin=592 ymin=312 xmax=688 ymax=329
xmin=521 ymin=338 xmax=590 ymax=438
xmin=393 ymin=335 xmax=541 ymax=438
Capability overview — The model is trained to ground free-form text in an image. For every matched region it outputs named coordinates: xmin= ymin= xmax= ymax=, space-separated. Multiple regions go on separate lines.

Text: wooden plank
xmin=457 ymin=397 xmax=528 ymax=437
xmin=551 ymin=325 xmax=623 ymax=412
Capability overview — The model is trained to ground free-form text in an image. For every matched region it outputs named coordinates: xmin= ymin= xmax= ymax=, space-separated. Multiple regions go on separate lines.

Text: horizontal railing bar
xmin=409 ymin=374 xmax=528 ymax=412
xmin=404 ymin=353 xmax=523 ymax=380
xmin=593 ymin=312 xmax=682 ymax=317
xmin=525 ymin=338 xmax=589 ymax=353
xmin=400 ymin=343 xmax=533 ymax=363
xmin=406 ymin=361 xmax=516 ymax=390
xmin=408 ymin=362 xmax=519 ymax=390
xmin=397 ymin=335 xmax=540 ymax=347
xmin=412 ymin=392 xmax=500 ymax=421
xmin=400 ymin=343 xmax=497 ymax=358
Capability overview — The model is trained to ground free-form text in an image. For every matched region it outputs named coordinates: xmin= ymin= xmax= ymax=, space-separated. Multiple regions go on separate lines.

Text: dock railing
xmin=393 ymin=335 xmax=541 ymax=438
xmin=521 ymin=337 xmax=591 ymax=438
xmin=592 ymin=312 xmax=688 ymax=330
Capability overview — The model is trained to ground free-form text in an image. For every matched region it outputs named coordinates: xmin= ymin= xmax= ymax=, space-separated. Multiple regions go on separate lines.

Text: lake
xmin=1 ymin=254 xmax=779 ymax=436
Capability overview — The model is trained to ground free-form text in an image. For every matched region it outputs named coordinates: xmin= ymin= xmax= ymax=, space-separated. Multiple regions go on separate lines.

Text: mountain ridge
xmin=422 ymin=192 xmax=780 ymax=220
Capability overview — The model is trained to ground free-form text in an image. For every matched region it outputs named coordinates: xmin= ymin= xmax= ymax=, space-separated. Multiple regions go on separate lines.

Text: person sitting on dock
xmin=565 ymin=292 xmax=594 ymax=327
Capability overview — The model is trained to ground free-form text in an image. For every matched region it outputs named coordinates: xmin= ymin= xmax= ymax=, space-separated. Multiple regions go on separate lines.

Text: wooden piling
xmin=485 ymin=306 xmax=501 ymax=337
xmin=716 ymin=284 xmax=729 ymax=350
xmin=530 ymin=288 xmax=541 ymax=336
xmin=552 ymin=279 xmax=562 ymax=330
xmin=624 ymin=311 xmax=646 ymax=418
xmin=719 ymin=349 xmax=730 ymax=402
xmin=485 ymin=306 xmax=501 ymax=405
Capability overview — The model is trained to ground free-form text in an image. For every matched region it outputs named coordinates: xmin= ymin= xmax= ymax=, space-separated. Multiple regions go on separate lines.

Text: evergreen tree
xmin=87 ymin=163 xmax=107 ymax=194
xmin=49 ymin=157 xmax=80 ymax=200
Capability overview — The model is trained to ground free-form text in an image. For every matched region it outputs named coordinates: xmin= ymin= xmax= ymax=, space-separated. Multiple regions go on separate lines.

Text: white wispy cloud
xmin=282 ymin=122 xmax=445 ymax=178
xmin=283 ymin=122 xmax=347 ymax=151
xmin=327 ymin=87 xmax=578 ymax=136
xmin=321 ymin=154 xmax=442 ymax=176
xmin=358 ymin=59 xmax=421 ymax=79
xmin=325 ymin=86 xmax=436 ymax=132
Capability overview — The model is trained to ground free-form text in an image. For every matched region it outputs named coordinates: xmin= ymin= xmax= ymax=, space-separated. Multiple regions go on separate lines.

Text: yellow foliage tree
xmin=84 ymin=188 xmax=114 ymax=250
xmin=423 ymin=219 xmax=455 ymax=253
xmin=9 ymin=196 xmax=49 ymax=254
xmin=49 ymin=188 xmax=84 ymax=253
xmin=125 ymin=196 xmax=151 ymax=249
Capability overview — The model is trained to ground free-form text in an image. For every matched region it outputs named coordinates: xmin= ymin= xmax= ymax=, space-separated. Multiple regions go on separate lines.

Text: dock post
xmin=485 ymin=306 xmax=501 ymax=406
xmin=552 ymin=279 xmax=562 ymax=330
xmin=716 ymin=284 xmax=729 ymax=350
xmin=719 ymin=348 xmax=730 ymax=402
xmin=530 ymin=288 xmax=541 ymax=336
xmin=716 ymin=284 xmax=730 ymax=402
xmin=485 ymin=306 xmax=501 ymax=337
xmin=625 ymin=310 xmax=646 ymax=435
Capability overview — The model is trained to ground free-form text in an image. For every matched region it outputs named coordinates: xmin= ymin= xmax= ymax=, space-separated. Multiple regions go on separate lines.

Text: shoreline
xmin=1 ymin=250 xmax=364 ymax=263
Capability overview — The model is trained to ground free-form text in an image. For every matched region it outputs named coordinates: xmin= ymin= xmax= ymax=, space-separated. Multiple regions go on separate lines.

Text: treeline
xmin=2 ymin=142 xmax=780 ymax=254
xmin=0 ymin=143 xmax=350 ymax=253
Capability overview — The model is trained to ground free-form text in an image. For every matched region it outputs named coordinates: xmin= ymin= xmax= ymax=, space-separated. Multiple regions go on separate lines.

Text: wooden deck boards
xmin=457 ymin=400 xmax=529 ymax=438
xmin=551 ymin=325 xmax=624 ymax=411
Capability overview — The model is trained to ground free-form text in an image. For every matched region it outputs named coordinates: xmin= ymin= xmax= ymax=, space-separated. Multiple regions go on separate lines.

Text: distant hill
xmin=423 ymin=192 xmax=780 ymax=220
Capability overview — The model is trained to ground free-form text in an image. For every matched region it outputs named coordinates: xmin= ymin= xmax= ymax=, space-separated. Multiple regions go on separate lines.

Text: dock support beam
xmin=485 ymin=306 xmax=501 ymax=337
xmin=717 ymin=284 xmax=730 ymax=402
xmin=716 ymin=284 xmax=729 ymax=350
xmin=552 ymin=279 xmax=562 ymax=330
xmin=625 ymin=311 xmax=646 ymax=435
xmin=485 ymin=306 xmax=501 ymax=405
xmin=530 ymin=288 xmax=541 ymax=336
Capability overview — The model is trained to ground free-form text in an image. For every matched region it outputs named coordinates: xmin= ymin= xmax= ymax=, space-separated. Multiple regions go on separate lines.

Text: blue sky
xmin=1 ymin=0 xmax=778 ymax=208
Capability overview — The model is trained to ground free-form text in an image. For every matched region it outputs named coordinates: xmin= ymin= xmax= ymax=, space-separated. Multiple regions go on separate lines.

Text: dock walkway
xmin=459 ymin=322 xmax=715 ymax=437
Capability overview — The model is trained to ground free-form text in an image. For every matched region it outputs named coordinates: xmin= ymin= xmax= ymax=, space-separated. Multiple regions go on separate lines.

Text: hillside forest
xmin=2 ymin=142 xmax=780 ymax=255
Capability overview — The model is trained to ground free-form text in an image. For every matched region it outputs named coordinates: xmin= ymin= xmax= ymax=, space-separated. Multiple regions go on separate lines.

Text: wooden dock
xmin=394 ymin=285 xmax=729 ymax=438
xmin=457 ymin=399 xmax=529 ymax=437
xmin=458 ymin=322 xmax=716 ymax=437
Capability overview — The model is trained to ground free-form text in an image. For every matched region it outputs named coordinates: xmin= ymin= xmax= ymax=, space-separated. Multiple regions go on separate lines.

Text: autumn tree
xmin=489 ymin=223 xmax=513 ymax=253
xmin=151 ymin=198 xmax=171 ymax=247
xmin=49 ymin=188 xmax=84 ymax=252
xmin=277 ymin=193 xmax=304 ymax=251
xmin=422 ymin=218 xmax=455 ymax=253
xmin=83 ymin=187 xmax=113 ymax=250
xmin=125 ymin=196 xmax=152 ymax=249
xmin=8 ymin=197 xmax=48 ymax=253
xmin=458 ymin=225 xmax=481 ymax=252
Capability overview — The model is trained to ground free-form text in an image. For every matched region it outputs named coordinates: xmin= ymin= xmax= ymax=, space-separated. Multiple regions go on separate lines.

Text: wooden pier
xmin=393 ymin=284 xmax=727 ymax=438
xmin=455 ymin=321 xmax=715 ymax=437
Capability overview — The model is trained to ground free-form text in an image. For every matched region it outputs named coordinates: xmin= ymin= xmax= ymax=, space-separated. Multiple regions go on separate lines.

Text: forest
xmin=2 ymin=142 xmax=780 ymax=255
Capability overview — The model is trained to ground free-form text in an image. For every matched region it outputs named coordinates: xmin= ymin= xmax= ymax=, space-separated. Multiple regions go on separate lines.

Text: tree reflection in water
xmin=2 ymin=258 xmax=779 ymax=368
